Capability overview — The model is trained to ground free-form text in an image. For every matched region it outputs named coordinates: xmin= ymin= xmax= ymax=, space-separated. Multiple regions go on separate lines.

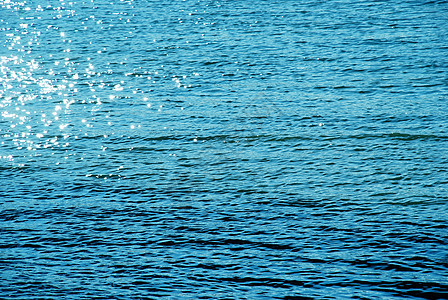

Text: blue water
xmin=1 ymin=0 xmax=448 ymax=299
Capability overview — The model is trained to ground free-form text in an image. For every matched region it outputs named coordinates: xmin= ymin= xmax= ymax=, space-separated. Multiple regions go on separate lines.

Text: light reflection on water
xmin=1 ymin=0 xmax=448 ymax=299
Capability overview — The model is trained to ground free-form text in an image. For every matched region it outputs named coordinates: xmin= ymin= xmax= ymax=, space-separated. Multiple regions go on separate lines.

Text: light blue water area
xmin=1 ymin=0 xmax=448 ymax=299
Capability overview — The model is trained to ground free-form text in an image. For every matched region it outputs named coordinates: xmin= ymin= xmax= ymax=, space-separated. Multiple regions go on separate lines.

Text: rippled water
xmin=1 ymin=0 xmax=448 ymax=299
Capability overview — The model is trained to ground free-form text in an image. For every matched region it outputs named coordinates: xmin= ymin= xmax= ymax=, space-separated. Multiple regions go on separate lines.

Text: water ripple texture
xmin=1 ymin=0 xmax=447 ymax=299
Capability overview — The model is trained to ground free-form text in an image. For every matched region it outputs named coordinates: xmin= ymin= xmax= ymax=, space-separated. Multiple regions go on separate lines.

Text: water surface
xmin=1 ymin=0 xmax=448 ymax=299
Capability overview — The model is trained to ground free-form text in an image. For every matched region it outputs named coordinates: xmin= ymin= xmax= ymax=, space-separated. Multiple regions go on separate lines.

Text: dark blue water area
xmin=1 ymin=0 xmax=448 ymax=299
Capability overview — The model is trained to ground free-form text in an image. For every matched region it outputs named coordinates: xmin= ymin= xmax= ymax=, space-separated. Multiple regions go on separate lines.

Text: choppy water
xmin=1 ymin=0 xmax=448 ymax=299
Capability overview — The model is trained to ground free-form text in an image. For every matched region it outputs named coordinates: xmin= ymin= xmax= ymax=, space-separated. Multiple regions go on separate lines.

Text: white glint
xmin=113 ymin=84 xmax=123 ymax=91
